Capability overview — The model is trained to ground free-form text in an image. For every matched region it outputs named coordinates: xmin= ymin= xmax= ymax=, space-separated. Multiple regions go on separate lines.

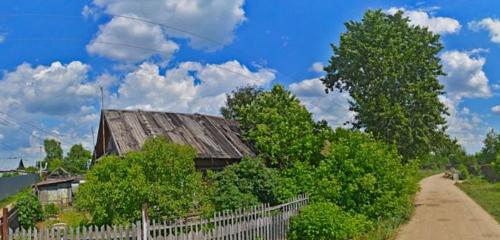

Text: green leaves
xmin=322 ymin=9 xmax=447 ymax=160
xmin=289 ymin=202 xmax=372 ymax=240
xmin=238 ymin=84 xmax=323 ymax=168
xmin=75 ymin=137 xmax=208 ymax=225
xmin=15 ymin=192 xmax=44 ymax=229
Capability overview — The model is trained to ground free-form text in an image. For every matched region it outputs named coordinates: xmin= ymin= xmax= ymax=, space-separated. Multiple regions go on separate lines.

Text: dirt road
xmin=396 ymin=174 xmax=500 ymax=240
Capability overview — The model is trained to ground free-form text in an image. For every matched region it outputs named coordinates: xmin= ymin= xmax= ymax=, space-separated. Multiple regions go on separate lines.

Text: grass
xmin=0 ymin=187 xmax=31 ymax=208
xmin=457 ymin=177 xmax=500 ymax=222
xmin=37 ymin=207 xmax=90 ymax=228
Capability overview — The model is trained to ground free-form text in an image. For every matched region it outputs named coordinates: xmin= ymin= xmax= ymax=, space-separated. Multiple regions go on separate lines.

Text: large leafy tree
xmin=238 ymin=84 xmax=323 ymax=168
xmin=75 ymin=137 xmax=209 ymax=225
xmin=322 ymin=10 xmax=448 ymax=160
xmin=44 ymin=139 xmax=63 ymax=163
xmin=220 ymin=85 xmax=263 ymax=121
xmin=64 ymin=144 xmax=92 ymax=174
xmin=478 ymin=129 xmax=498 ymax=165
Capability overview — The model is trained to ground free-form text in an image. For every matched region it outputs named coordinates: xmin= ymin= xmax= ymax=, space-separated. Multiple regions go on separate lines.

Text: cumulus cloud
xmin=0 ymin=61 xmax=99 ymax=115
xmin=87 ymin=0 xmax=246 ymax=62
xmin=386 ymin=7 xmax=461 ymax=34
xmin=87 ymin=17 xmax=179 ymax=62
xmin=440 ymin=50 xmax=491 ymax=100
xmin=310 ymin=62 xmax=324 ymax=73
xmin=439 ymin=96 xmax=485 ymax=153
xmin=0 ymin=61 xmax=103 ymax=169
xmin=492 ymin=105 xmax=500 ymax=114
xmin=469 ymin=18 xmax=500 ymax=43
xmin=289 ymin=78 xmax=354 ymax=127
xmin=109 ymin=60 xmax=275 ymax=115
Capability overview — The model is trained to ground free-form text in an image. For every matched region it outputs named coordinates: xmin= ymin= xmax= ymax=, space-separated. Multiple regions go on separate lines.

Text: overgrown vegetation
xmin=43 ymin=138 xmax=91 ymax=174
xmin=15 ymin=192 xmax=44 ymax=229
xmin=75 ymin=137 xmax=210 ymax=225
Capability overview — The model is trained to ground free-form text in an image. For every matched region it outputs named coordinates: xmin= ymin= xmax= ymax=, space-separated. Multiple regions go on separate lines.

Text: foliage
xmin=494 ymin=155 xmax=500 ymax=175
xmin=288 ymin=202 xmax=371 ymax=240
xmin=210 ymin=157 xmax=279 ymax=210
xmin=314 ymin=129 xmax=418 ymax=220
xmin=273 ymin=161 xmax=315 ymax=203
xmin=220 ymin=85 xmax=263 ymax=121
xmin=15 ymin=192 xmax=44 ymax=229
xmin=48 ymin=159 xmax=63 ymax=172
xmin=75 ymin=137 xmax=208 ymax=225
xmin=64 ymin=144 xmax=91 ymax=174
xmin=458 ymin=178 xmax=500 ymax=222
xmin=25 ymin=166 xmax=39 ymax=174
xmin=322 ymin=9 xmax=447 ymax=160
xmin=58 ymin=209 xmax=90 ymax=228
xmin=0 ymin=172 xmax=19 ymax=178
xmin=44 ymin=139 xmax=63 ymax=163
xmin=43 ymin=203 xmax=60 ymax=217
xmin=478 ymin=129 xmax=500 ymax=165
xmin=457 ymin=164 xmax=470 ymax=180
xmin=238 ymin=84 xmax=323 ymax=168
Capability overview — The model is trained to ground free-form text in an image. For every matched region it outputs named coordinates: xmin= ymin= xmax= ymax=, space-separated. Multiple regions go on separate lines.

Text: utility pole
xmin=100 ymin=86 xmax=106 ymax=156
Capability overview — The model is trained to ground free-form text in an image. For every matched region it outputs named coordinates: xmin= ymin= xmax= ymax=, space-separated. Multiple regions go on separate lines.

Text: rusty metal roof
xmin=100 ymin=109 xmax=254 ymax=159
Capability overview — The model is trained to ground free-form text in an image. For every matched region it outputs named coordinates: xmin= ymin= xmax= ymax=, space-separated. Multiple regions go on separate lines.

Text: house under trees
xmin=93 ymin=109 xmax=255 ymax=170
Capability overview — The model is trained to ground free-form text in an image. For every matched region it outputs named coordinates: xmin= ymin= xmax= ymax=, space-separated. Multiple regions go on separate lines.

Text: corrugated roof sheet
xmin=103 ymin=109 xmax=255 ymax=159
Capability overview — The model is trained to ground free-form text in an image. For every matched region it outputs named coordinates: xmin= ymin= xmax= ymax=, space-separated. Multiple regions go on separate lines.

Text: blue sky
xmin=1 ymin=0 xmax=500 ymax=169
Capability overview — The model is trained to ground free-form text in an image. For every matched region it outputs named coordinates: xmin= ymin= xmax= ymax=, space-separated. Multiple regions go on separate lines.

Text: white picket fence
xmin=8 ymin=195 xmax=308 ymax=240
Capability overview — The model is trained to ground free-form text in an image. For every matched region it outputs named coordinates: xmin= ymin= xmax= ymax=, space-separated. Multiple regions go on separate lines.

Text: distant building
xmin=35 ymin=167 xmax=84 ymax=206
xmin=93 ymin=109 xmax=255 ymax=170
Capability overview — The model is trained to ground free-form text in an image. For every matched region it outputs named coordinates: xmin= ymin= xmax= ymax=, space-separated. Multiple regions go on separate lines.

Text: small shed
xmin=36 ymin=177 xmax=75 ymax=206
xmin=35 ymin=167 xmax=83 ymax=206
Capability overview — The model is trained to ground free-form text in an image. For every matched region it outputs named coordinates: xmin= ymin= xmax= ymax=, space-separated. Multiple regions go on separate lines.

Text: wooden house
xmin=93 ymin=109 xmax=255 ymax=170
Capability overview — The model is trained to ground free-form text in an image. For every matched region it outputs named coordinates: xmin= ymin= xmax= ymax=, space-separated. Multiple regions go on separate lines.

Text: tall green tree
xmin=64 ymin=144 xmax=91 ymax=174
xmin=238 ymin=84 xmax=323 ymax=168
xmin=44 ymin=139 xmax=63 ymax=163
xmin=479 ymin=129 xmax=498 ymax=165
xmin=220 ymin=85 xmax=263 ymax=121
xmin=322 ymin=10 xmax=448 ymax=160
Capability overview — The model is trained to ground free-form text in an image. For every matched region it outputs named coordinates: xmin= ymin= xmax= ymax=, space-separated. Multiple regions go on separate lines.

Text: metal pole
xmin=2 ymin=208 xmax=8 ymax=240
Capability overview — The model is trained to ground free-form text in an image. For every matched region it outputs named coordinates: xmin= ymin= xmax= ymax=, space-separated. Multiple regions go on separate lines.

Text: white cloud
xmin=87 ymin=0 xmax=246 ymax=62
xmin=310 ymin=62 xmax=324 ymax=73
xmin=0 ymin=34 xmax=5 ymax=44
xmin=0 ymin=61 xmax=102 ymax=169
xmin=87 ymin=17 xmax=179 ymax=62
xmin=386 ymin=7 xmax=461 ymax=35
xmin=109 ymin=60 xmax=275 ymax=115
xmin=289 ymin=78 xmax=354 ymax=128
xmin=440 ymin=50 xmax=491 ymax=100
xmin=439 ymin=96 xmax=485 ymax=153
xmin=469 ymin=18 xmax=500 ymax=43
xmin=492 ymin=105 xmax=500 ymax=114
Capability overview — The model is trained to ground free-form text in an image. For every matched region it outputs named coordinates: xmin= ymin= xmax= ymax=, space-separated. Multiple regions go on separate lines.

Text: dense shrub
xmin=314 ymin=129 xmax=418 ymax=220
xmin=458 ymin=164 xmax=470 ymax=180
xmin=210 ymin=157 xmax=279 ymax=210
xmin=15 ymin=192 xmax=44 ymax=229
xmin=75 ymin=137 xmax=209 ymax=225
xmin=289 ymin=202 xmax=371 ymax=240
xmin=272 ymin=161 xmax=316 ymax=203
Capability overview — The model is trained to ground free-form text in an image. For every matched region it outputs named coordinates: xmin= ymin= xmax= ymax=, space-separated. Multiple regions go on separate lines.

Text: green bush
xmin=75 ymin=137 xmax=209 ymax=225
xmin=15 ymin=192 xmax=44 ymax=229
xmin=210 ymin=157 xmax=279 ymax=210
xmin=272 ymin=161 xmax=316 ymax=203
xmin=289 ymin=202 xmax=371 ymax=240
xmin=458 ymin=164 xmax=470 ymax=180
xmin=314 ymin=130 xmax=418 ymax=220
xmin=43 ymin=203 xmax=60 ymax=217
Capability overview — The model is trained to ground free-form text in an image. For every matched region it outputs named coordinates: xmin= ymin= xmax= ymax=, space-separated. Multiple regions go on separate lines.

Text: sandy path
xmin=396 ymin=174 xmax=500 ymax=240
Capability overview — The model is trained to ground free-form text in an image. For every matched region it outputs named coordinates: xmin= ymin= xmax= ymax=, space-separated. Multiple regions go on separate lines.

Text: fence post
xmin=142 ymin=203 xmax=148 ymax=240
xmin=1 ymin=208 xmax=8 ymax=240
